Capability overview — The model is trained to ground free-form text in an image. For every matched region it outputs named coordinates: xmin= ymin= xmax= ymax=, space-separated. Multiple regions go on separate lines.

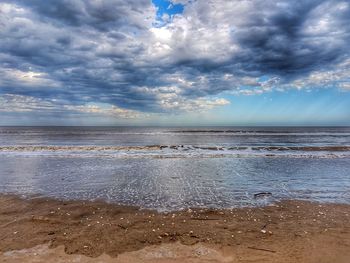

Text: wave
xmin=1 ymin=129 xmax=350 ymax=137
xmin=168 ymin=131 xmax=350 ymax=136
xmin=0 ymin=145 xmax=163 ymax=151
xmin=250 ymin=146 xmax=350 ymax=151
xmin=1 ymin=145 xmax=350 ymax=152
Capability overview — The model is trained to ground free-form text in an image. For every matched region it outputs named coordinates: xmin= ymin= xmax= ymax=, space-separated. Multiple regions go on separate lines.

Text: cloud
xmin=64 ymin=104 xmax=143 ymax=119
xmin=137 ymin=85 xmax=230 ymax=111
xmin=0 ymin=0 xmax=349 ymax=120
xmin=0 ymin=94 xmax=144 ymax=119
xmin=0 ymin=68 xmax=60 ymax=89
xmin=14 ymin=0 xmax=155 ymax=30
xmin=0 ymin=94 xmax=58 ymax=112
xmin=0 ymin=92 xmax=229 ymax=121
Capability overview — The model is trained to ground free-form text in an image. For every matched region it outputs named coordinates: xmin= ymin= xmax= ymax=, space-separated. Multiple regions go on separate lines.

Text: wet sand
xmin=0 ymin=195 xmax=349 ymax=262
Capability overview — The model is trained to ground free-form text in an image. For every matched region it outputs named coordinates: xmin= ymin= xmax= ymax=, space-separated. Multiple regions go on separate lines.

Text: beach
xmin=0 ymin=126 xmax=349 ymax=262
xmin=0 ymin=195 xmax=349 ymax=262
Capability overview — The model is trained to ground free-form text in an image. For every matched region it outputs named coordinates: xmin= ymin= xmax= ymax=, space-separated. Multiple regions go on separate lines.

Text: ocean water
xmin=0 ymin=126 xmax=349 ymax=211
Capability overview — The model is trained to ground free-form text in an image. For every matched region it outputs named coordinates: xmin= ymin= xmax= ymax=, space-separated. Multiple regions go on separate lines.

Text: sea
xmin=0 ymin=126 xmax=349 ymax=211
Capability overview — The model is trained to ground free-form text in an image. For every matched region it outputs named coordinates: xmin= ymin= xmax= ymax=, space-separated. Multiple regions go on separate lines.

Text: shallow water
xmin=0 ymin=126 xmax=349 ymax=211
xmin=0 ymin=156 xmax=349 ymax=211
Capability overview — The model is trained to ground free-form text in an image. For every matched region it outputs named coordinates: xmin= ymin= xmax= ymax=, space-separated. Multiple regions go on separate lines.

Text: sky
xmin=0 ymin=0 xmax=349 ymax=126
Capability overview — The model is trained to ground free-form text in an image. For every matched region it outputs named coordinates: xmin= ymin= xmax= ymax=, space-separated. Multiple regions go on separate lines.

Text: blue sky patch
xmin=152 ymin=0 xmax=184 ymax=25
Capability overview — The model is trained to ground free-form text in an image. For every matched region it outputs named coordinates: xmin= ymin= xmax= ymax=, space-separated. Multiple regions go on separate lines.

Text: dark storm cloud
xmin=0 ymin=0 xmax=349 ymax=114
xmin=14 ymin=0 xmax=152 ymax=30
xmin=231 ymin=0 xmax=350 ymax=77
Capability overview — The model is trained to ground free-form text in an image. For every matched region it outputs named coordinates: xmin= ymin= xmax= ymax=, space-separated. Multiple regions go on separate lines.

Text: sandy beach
xmin=0 ymin=195 xmax=349 ymax=262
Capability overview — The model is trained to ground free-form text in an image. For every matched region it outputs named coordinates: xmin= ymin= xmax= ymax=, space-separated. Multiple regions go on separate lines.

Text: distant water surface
xmin=0 ymin=126 xmax=349 ymax=211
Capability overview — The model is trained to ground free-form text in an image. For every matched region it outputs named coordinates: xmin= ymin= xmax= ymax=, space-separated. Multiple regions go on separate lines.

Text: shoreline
xmin=0 ymin=195 xmax=350 ymax=262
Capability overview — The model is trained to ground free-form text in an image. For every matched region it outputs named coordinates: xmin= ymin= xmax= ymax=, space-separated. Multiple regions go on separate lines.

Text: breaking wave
xmin=168 ymin=130 xmax=350 ymax=136
xmin=0 ymin=145 xmax=349 ymax=158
